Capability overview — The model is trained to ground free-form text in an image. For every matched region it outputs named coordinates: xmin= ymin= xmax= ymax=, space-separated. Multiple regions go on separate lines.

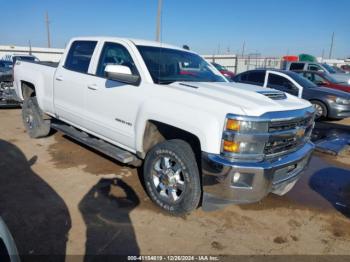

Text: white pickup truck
xmin=14 ymin=37 xmax=315 ymax=215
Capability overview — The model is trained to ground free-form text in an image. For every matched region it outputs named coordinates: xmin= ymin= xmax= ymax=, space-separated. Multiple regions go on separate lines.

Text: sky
xmin=1 ymin=0 xmax=349 ymax=58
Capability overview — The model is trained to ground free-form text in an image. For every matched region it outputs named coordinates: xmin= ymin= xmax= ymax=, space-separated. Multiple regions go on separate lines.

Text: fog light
xmin=233 ymin=172 xmax=241 ymax=183
xmin=223 ymin=140 xmax=240 ymax=153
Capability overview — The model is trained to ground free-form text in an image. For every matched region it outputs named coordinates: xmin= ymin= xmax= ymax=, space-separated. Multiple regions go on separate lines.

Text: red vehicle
xmin=295 ymin=70 xmax=350 ymax=93
xmin=211 ymin=62 xmax=235 ymax=80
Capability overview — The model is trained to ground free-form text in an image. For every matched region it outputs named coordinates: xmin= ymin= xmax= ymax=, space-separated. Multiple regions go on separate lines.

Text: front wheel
xmin=143 ymin=139 xmax=201 ymax=215
xmin=311 ymin=101 xmax=327 ymax=120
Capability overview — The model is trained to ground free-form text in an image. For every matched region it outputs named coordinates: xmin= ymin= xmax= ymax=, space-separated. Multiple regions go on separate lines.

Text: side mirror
xmin=104 ymin=65 xmax=140 ymax=86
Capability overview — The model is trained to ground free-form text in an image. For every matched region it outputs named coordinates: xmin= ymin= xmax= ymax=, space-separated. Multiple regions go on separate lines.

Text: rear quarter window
xmin=289 ymin=63 xmax=305 ymax=70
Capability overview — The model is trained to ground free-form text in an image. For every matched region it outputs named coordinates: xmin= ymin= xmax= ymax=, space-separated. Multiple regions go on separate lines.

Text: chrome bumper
xmin=201 ymin=142 xmax=315 ymax=211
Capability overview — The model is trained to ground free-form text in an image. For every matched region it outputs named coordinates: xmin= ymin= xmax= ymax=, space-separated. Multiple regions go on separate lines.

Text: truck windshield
xmin=137 ymin=46 xmax=226 ymax=84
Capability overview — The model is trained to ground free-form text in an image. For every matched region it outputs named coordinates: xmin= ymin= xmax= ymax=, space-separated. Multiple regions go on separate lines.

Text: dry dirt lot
xmin=1 ymin=109 xmax=350 ymax=261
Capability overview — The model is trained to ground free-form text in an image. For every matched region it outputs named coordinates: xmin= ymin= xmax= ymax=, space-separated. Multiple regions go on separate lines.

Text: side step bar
xmin=51 ymin=121 xmax=137 ymax=164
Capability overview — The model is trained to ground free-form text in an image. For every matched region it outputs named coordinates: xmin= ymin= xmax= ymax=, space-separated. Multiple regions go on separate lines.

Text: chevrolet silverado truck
xmin=14 ymin=37 xmax=315 ymax=215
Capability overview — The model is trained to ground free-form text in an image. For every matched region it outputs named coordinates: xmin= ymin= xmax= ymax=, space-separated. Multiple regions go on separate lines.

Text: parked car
xmin=234 ymin=69 xmax=350 ymax=120
xmin=341 ymin=64 xmax=350 ymax=73
xmin=0 ymin=60 xmax=13 ymax=70
xmin=14 ymin=37 xmax=315 ymax=215
xmin=0 ymin=61 xmax=13 ymax=82
xmin=332 ymin=66 xmax=348 ymax=74
xmin=0 ymin=60 xmax=20 ymax=108
xmin=0 ymin=217 xmax=20 ymax=262
xmin=294 ymin=70 xmax=350 ymax=93
xmin=211 ymin=62 xmax=235 ymax=80
xmin=283 ymin=61 xmax=350 ymax=84
xmin=2 ymin=54 xmax=39 ymax=65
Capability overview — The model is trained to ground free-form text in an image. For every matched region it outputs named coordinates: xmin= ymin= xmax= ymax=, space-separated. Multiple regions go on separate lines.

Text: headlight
xmin=223 ymin=140 xmax=265 ymax=154
xmin=336 ymin=97 xmax=350 ymax=105
xmin=223 ymin=117 xmax=268 ymax=156
xmin=326 ymin=96 xmax=350 ymax=105
xmin=226 ymin=119 xmax=268 ymax=133
xmin=347 ymin=79 xmax=350 ymax=85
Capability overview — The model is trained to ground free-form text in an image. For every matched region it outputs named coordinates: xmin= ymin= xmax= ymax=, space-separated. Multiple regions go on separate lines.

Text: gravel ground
xmin=1 ymin=109 xmax=350 ymax=261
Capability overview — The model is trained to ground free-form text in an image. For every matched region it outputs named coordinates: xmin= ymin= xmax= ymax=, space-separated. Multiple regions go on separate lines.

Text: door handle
xmin=55 ymin=76 xmax=63 ymax=81
xmin=87 ymin=84 xmax=98 ymax=91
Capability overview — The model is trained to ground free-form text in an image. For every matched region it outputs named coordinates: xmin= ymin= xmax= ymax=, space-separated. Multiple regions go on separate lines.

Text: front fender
xmin=135 ymin=99 xmax=224 ymax=155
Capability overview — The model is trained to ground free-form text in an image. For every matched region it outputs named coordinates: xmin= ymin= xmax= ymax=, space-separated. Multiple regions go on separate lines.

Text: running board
xmin=51 ymin=122 xmax=137 ymax=164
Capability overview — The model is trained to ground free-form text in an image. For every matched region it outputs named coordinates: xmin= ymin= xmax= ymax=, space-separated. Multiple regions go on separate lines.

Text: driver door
xmin=84 ymin=41 xmax=142 ymax=150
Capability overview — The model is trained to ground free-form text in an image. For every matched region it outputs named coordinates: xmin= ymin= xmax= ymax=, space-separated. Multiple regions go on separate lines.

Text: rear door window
xmin=246 ymin=71 xmax=265 ymax=85
xmin=64 ymin=41 xmax=97 ymax=73
xmin=308 ymin=64 xmax=322 ymax=71
xmin=289 ymin=63 xmax=305 ymax=70
xmin=268 ymin=73 xmax=298 ymax=95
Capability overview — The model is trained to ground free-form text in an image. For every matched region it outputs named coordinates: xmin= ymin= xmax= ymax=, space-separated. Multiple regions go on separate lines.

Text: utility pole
xmin=321 ymin=49 xmax=325 ymax=62
xmin=45 ymin=11 xmax=51 ymax=48
xmin=329 ymin=32 xmax=335 ymax=59
xmin=155 ymin=0 xmax=163 ymax=42
xmin=28 ymin=40 xmax=32 ymax=55
xmin=241 ymin=40 xmax=246 ymax=58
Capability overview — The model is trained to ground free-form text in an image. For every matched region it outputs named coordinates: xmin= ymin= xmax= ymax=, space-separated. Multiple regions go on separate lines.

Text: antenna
xmin=155 ymin=0 xmax=163 ymax=42
xmin=329 ymin=32 xmax=335 ymax=59
xmin=45 ymin=11 xmax=51 ymax=48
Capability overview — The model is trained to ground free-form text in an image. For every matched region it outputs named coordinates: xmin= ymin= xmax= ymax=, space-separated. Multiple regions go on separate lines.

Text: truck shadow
xmin=79 ymin=178 xmax=140 ymax=261
xmin=309 ymin=167 xmax=350 ymax=218
xmin=0 ymin=139 xmax=71 ymax=262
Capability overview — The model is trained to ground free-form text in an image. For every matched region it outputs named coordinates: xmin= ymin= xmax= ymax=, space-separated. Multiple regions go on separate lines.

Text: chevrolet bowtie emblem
xmin=296 ymin=128 xmax=306 ymax=138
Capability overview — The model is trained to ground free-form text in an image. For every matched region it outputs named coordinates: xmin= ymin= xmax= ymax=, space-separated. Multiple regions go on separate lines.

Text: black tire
xmin=311 ymin=100 xmax=328 ymax=120
xmin=22 ymin=97 xmax=51 ymax=138
xmin=143 ymin=139 xmax=201 ymax=215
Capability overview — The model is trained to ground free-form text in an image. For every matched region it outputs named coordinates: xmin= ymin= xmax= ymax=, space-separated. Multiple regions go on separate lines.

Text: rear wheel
xmin=311 ymin=101 xmax=327 ymax=120
xmin=143 ymin=139 xmax=201 ymax=215
xmin=22 ymin=97 xmax=51 ymax=138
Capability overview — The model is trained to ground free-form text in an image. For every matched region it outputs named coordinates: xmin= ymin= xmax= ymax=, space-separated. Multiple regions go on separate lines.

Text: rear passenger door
xmin=54 ymin=40 xmax=97 ymax=127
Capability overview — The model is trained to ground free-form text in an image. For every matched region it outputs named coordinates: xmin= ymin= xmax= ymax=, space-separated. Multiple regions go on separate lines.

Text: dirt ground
xmin=1 ymin=109 xmax=350 ymax=260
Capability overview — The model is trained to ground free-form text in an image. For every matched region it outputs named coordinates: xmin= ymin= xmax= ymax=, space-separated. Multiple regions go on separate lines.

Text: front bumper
xmin=201 ymin=142 xmax=314 ymax=211
xmin=328 ymin=103 xmax=350 ymax=119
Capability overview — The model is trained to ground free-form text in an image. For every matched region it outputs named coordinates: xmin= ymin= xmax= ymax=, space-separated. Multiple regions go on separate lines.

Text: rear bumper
xmin=328 ymin=103 xmax=350 ymax=118
xmin=201 ymin=142 xmax=314 ymax=211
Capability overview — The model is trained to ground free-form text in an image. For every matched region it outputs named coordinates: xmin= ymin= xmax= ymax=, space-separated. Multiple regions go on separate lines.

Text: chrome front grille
xmin=268 ymin=116 xmax=313 ymax=132
xmin=265 ymin=115 xmax=314 ymax=156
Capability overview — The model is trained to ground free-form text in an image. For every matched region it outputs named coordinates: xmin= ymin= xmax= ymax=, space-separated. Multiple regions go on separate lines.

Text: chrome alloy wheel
xmin=313 ymin=103 xmax=324 ymax=119
xmin=152 ymin=156 xmax=186 ymax=202
xmin=25 ymin=114 xmax=34 ymax=129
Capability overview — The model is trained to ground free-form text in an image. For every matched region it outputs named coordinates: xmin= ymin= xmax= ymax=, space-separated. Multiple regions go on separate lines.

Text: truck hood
xmin=168 ymin=82 xmax=311 ymax=116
